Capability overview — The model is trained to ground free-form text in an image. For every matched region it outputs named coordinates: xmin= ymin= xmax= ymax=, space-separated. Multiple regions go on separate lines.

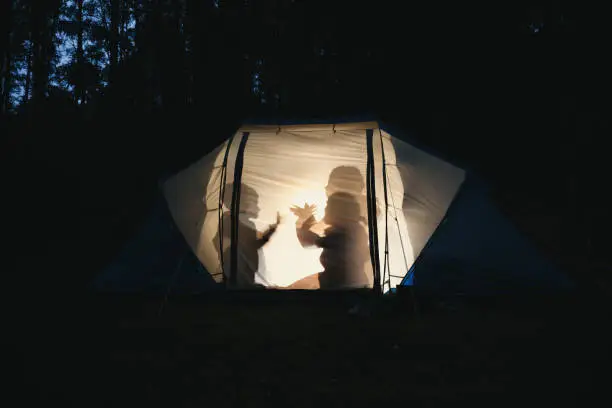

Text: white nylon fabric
xmin=162 ymin=134 xmax=240 ymax=283
xmin=161 ymin=123 xmax=465 ymax=292
xmin=241 ymin=128 xmax=373 ymax=289
xmin=373 ymin=132 xmax=413 ymax=292
xmin=375 ymin=131 xmax=465 ymax=291
xmin=383 ymin=131 xmax=465 ymax=260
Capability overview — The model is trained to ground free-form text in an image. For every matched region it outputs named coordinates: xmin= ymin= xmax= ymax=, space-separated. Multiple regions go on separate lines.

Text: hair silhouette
xmin=326 ymin=165 xmax=365 ymax=196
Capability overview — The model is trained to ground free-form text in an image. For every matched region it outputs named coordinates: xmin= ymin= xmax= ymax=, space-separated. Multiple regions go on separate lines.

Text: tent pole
xmin=365 ymin=129 xmax=382 ymax=295
xmin=218 ymin=134 xmax=236 ymax=287
xmin=229 ymin=132 xmax=250 ymax=287
xmin=379 ymin=130 xmax=421 ymax=319
xmin=379 ymin=129 xmax=391 ymax=293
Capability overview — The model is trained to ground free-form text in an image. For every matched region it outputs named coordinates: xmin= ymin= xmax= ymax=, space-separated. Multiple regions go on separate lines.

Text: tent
xmin=93 ymin=119 xmax=572 ymax=295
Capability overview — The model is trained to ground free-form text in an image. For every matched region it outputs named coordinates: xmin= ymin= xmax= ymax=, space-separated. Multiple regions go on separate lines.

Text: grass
xmin=11 ymin=291 xmax=612 ymax=407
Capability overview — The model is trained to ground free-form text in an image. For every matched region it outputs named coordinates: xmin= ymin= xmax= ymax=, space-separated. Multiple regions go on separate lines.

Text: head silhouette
xmin=325 ymin=166 xmax=365 ymax=197
xmin=324 ymin=192 xmax=363 ymax=226
xmin=222 ymin=183 xmax=260 ymax=219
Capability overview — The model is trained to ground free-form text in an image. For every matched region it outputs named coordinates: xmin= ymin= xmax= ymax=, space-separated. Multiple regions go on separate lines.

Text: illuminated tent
xmin=93 ymin=120 xmax=571 ymax=295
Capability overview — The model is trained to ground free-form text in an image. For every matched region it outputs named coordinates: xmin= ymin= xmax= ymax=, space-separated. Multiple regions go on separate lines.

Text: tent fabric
xmin=407 ymin=177 xmax=573 ymax=295
xmin=162 ymin=138 xmax=236 ymax=284
xmin=160 ymin=123 xmax=465 ymax=292
xmin=93 ymin=119 xmax=571 ymax=295
xmin=91 ymin=196 xmax=218 ymax=294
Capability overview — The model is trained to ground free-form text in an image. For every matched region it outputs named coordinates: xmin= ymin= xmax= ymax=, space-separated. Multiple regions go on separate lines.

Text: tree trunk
xmin=110 ymin=0 xmax=120 ymax=84
xmin=119 ymin=0 xmax=128 ymax=63
xmin=30 ymin=1 xmax=58 ymax=102
xmin=185 ymin=0 xmax=200 ymax=106
xmin=24 ymin=37 xmax=32 ymax=104
xmin=161 ymin=0 xmax=186 ymax=110
xmin=1 ymin=48 xmax=11 ymax=115
xmin=76 ymin=0 xmax=85 ymax=104
xmin=0 ymin=0 xmax=12 ymax=115
xmin=134 ymin=0 xmax=147 ymax=51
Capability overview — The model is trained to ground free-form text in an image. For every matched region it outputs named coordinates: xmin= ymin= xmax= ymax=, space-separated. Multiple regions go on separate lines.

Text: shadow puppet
xmin=290 ymin=166 xmax=372 ymax=289
xmin=213 ymin=183 xmax=280 ymax=288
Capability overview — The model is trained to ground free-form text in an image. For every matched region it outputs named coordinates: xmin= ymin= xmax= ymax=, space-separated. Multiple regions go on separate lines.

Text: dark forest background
xmin=1 ymin=1 xmax=610 ymax=298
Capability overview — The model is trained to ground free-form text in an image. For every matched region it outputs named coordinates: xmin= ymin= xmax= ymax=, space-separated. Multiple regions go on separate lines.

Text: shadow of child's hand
xmin=274 ymin=211 xmax=283 ymax=226
xmin=290 ymin=203 xmax=317 ymax=221
xmin=262 ymin=212 xmax=282 ymax=243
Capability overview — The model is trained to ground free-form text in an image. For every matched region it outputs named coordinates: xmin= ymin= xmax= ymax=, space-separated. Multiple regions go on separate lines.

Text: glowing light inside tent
xmin=163 ymin=126 xmax=465 ymax=293
xmin=289 ymin=188 xmax=328 ymax=221
xmin=255 ymin=219 xmax=324 ymax=287
xmin=252 ymin=186 xmax=329 ymax=288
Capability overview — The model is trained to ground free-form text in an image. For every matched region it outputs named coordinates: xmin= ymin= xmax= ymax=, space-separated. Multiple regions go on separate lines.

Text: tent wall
xmin=408 ymin=178 xmax=573 ymax=295
xmin=92 ymin=194 xmax=218 ymax=293
xmin=375 ymin=131 xmax=465 ymax=292
xmin=230 ymin=127 xmax=374 ymax=289
xmin=92 ymin=120 xmax=570 ymax=295
xmin=158 ymin=122 xmax=465 ymax=292
xmin=162 ymin=135 xmax=244 ymax=283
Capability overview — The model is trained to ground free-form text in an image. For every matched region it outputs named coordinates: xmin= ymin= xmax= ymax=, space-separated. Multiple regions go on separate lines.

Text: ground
xmin=11 ymin=292 xmax=612 ymax=407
